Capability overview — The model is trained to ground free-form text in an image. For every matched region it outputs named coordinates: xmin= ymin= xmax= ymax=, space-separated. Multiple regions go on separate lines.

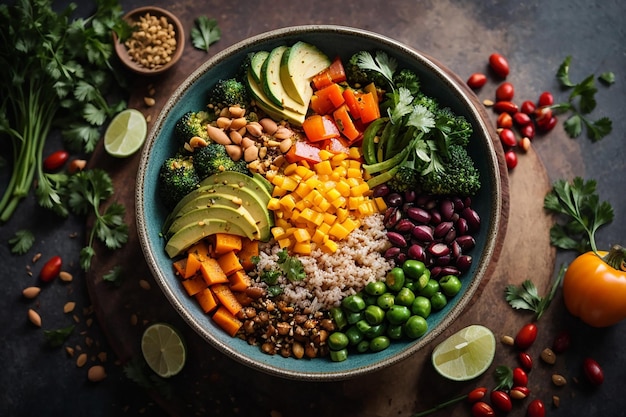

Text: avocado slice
xmin=167 ymin=204 xmax=260 ymax=241
xmin=246 ymin=66 xmax=306 ymax=126
xmin=260 ymin=46 xmax=308 ymax=115
xmin=165 ymin=219 xmax=246 ymax=258
xmin=250 ymin=50 xmax=269 ymax=85
xmin=280 ymin=41 xmax=331 ymax=105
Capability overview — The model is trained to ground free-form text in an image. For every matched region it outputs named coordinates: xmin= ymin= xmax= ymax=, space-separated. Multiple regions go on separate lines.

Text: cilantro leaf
xmin=9 ymin=229 xmax=35 ymax=255
xmin=585 ymin=116 xmax=612 ymax=142
xmin=599 ymin=71 xmax=615 ymax=85
xmin=191 ymin=16 xmax=221 ymax=53
xmin=556 ymin=56 xmax=575 ymax=87
xmin=103 ymin=266 xmax=124 ymax=286
xmin=44 ymin=325 xmax=75 ymax=348
xmin=504 ymin=267 xmax=566 ymax=320
xmin=494 ymin=366 xmax=514 ymax=390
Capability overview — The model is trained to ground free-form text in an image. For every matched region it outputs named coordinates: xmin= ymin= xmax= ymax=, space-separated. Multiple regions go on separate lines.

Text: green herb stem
xmin=410 ymin=393 xmax=468 ymax=417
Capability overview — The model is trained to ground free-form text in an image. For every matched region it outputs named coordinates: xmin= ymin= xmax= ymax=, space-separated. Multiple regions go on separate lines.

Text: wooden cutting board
xmin=85 ymin=49 xmax=556 ymax=417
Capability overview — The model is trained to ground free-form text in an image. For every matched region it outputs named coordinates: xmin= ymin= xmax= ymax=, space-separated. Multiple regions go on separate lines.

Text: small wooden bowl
xmin=113 ymin=6 xmax=184 ymax=76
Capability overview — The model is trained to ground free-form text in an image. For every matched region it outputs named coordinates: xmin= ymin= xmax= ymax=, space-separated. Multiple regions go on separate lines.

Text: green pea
xmin=419 ymin=279 xmax=440 ymax=298
xmin=342 ymin=293 xmax=366 ymax=312
xmin=386 ymin=304 xmax=411 ymax=325
xmin=387 ymin=324 xmax=404 ymax=340
xmin=355 ymin=319 xmax=372 ymax=334
xmin=330 ymin=348 xmax=348 ymax=362
xmin=439 ymin=275 xmax=462 ymax=297
xmin=385 ymin=267 xmax=405 ymax=292
xmin=369 ymin=335 xmax=391 ymax=352
xmin=346 ymin=311 xmax=363 ymax=325
xmin=356 ymin=340 xmax=370 ymax=353
xmin=365 ymin=280 xmax=387 ymax=296
xmin=404 ymin=315 xmax=428 ymax=339
xmin=328 ymin=331 xmax=349 ymax=350
xmin=430 ymin=291 xmax=448 ymax=311
xmin=395 ymin=287 xmax=416 ymax=307
xmin=363 ymin=293 xmax=378 ymax=306
xmin=364 ymin=305 xmax=386 ymax=325
xmin=411 ymin=295 xmax=432 ymax=318
xmin=377 ymin=293 xmax=395 ymax=310
xmin=402 ymin=260 xmax=430 ymax=290
xmin=330 ymin=307 xmax=347 ymax=330
xmin=364 ymin=323 xmax=387 ymax=339
xmin=345 ymin=325 xmax=364 ymax=346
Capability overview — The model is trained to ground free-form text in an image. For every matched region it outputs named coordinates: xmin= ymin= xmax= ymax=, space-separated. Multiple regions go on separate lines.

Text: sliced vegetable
xmin=310 ymin=82 xmax=345 ymax=115
xmin=333 ymin=104 xmax=362 ymax=142
xmin=312 ymin=56 xmax=347 ymax=90
xmin=302 ymin=114 xmax=341 ymax=142
xmin=212 ymin=306 xmax=243 ymax=337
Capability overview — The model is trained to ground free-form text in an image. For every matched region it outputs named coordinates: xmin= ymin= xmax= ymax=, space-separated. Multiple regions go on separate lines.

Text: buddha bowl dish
xmin=135 ymin=25 xmax=508 ymax=381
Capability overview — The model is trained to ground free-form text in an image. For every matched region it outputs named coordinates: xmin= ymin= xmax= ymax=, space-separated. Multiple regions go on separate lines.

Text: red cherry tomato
xmin=472 ymin=401 xmax=495 ymax=417
xmin=467 ymin=387 xmax=488 ymax=403
xmin=538 ymin=91 xmax=554 ymax=107
xmin=504 ymin=150 xmax=518 ymax=169
xmin=520 ymin=100 xmax=536 ymax=115
xmin=513 ymin=112 xmax=532 ymax=126
xmin=537 ymin=115 xmax=557 ymax=132
xmin=519 ymin=123 xmax=535 ymax=140
xmin=510 ymin=386 xmax=530 ymax=400
xmin=583 ymin=357 xmax=604 ymax=386
xmin=489 ymin=53 xmax=510 ymax=78
xmin=490 ymin=390 xmax=513 ymax=413
xmin=526 ymin=399 xmax=545 ymax=417
xmin=495 ymin=82 xmax=515 ymax=101
xmin=552 ymin=330 xmax=571 ymax=353
xmin=40 ymin=255 xmax=62 ymax=283
xmin=43 ymin=150 xmax=69 ymax=171
xmin=533 ymin=106 xmax=552 ymax=123
xmin=518 ymin=352 xmax=533 ymax=371
xmin=493 ymin=101 xmax=519 ymax=114
xmin=497 ymin=112 xmax=513 ymax=129
xmin=467 ymin=73 xmax=487 ymax=89
xmin=513 ymin=367 xmax=529 ymax=387
xmin=515 ymin=323 xmax=538 ymax=350
xmin=499 ymin=128 xmax=517 ymax=148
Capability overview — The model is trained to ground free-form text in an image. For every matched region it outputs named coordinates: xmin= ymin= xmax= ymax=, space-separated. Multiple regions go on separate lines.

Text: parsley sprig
xmin=505 ymin=265 xmax=566 ymax=320
xmin=9 ymin=229 xmax=35 ymax=255
xmin=191 ymin=16 xmax=221 ymax=53
xmin=552 ymin=56 xmax=614 ymax=141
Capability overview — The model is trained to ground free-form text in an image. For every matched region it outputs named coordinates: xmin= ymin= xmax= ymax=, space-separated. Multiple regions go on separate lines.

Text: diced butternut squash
xmin=213 ymin=233 xmax=242 ymax=255
xmin=216 ymin=250 xmax=243 ymax=276
xmin=212 ymin=284 xmax=243 ymax=316
xmin=195 ymin=287 xmax=218 ymax=313
xmin=181 ymin=273 xmax=207 ymax=296
xmin=172 ymin=258 xmax=187 ymax=278
xmin=200 ymin=258 xmax=229 ymax=285
xmin=212 ymin=306 xmax=243 ymax=337
xmin=238 ymin=239 xmax=259 ymax=272
xmin=228 ymin=269 xmax=252 ymax=292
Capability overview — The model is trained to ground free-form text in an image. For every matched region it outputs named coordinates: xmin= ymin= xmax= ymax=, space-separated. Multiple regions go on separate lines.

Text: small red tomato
xmin=43 ymin=150 xmax=69 ymax=171
xmin=504 ymin=150 xmax=518 ymax=169
xmin=513 ymin=112 xmax=532 ymax=126
xmin=538 ymin=91 xmax=554 ymax=107
xmin=495 ymin=82 xmax=515 ymax=101
xmin=513 ymin=367 xmax=529 ymax=387
xmin=519 ymin=123 xmax=535 ymax=140
xmin=499 ymin=128 xmax=517 ymax=147
xmin=526 ymin=399 xmax=545 ymax=417
xmin=489 ymin=53 xmax=510 ymax=78
xmin=510 ymin=386 xmax=530 ymax=400
xmin=552 ymin=330 xmax=571 ymax=353
xmin=515 ymin=323 xmax=538 ymax=350
xmin=467 ymin=73 xmax=487 ymax=89
xmin=533 ymin=106 xmax=552 ymax=124
xmin=40 ymin=255 xmax=62 ymax=283
xmin=537 ymin=115 xmax=557 ymax=132
xmin=497 ymin=112 xmax=513 ymax=129
xmin=467 ymin=387 xmax=488 ymax=403
xmin=490 ymin=390 xmax=513 ymax=413
xmin=520 ymin=100 xmax=536 ymax=115
xmin=583 ymin=357 xmax=604 ymax=386
xmin=493 ymin=101 xmax=519 ymax=114
xmin=518 ymin=352 xmax=533 ymax=371
xmin=472 ymin=401 xmax=495 ymax=417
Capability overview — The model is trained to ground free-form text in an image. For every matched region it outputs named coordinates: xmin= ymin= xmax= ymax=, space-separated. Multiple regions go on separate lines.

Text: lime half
xmin=104 ymin=108 xmax=147 ymax=158
xmin=141 ymin=323 xmax=186 ymax=378
xmin=431 ymin=324 xmax=496 ymax=381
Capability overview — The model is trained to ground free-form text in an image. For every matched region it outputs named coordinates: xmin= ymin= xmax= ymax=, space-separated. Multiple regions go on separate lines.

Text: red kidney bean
xmin=490 ymin=390 xmax=513 ymax=413
xmin=518 ymin=352 xmax=533 ymax=371
xmin=372 ymin=184 xmax=390 ymax=198
xmin=407 ymin=206 xmax=431 ymax=223
xmin=526 ymin=399 xmax=545 ymax=417
xmin=513 ymin=367 xmax=529 ymax=387
xmin=386 ymin=192 xmax=404 ymax=207
xmin=493 ymin=101 xmax=519 ymax=114
xmin=430 ymin=266 xmax=442 ymax=278
xmin=467 ymin=387 xmax=488 ymax=403
xmin=537 ymin=115 xmax=557 ymax=132
xmin=435 ymin=254 xmax=452 ymax=266
xmin=472 ymin=401 xmax=495 ymax=417
xmin=520 ymin=100 xmax=536 ymax=115
xmin=43 ymin=150 xmax=70 ymax=171
xmin=40 ymin=255 xmax=62 ymax=283
xmin=495 ymin=82 xmax=515 ymax=101
xmin=394 ymin=218 xmax=414 ymax=233
xmin=552 ymin=330 xmax=571 ymax=353
xmin=461 ymin=207 xmax=481 ymax=232
xmin=497 ymin=112 xmax=513 ymax=129
xmin=505 ymin=150 xmax=518 ymax=169
xmin=489 ymin=53 xmax=510 ymax=78
xmin=538 ymin=91 xmax=554 ymax=107
xmin=467 ymin=73 xmax=487 ymax=89
xmin=499 ymin=128 xmax=517 ymax=147
xmin=455 ymin=255 xmax=472 ymax=272
xmin=440 ymin=265 xmax=461 ymax=276
xmin=387 ymin=231 xmax=407 ymax=247
xmin=407 ymin=244 xmax=426 ymax=261
xmin=384 ymin=247 xmax=401 ymax=260
xmin=513 ymin=111 xmax=532 ymax=126
xmin=515 ymin=323 xmax=538 ymax=350
xmin=384 ymin=207 xmax=402 ymax=229
xmin=428 ymin=242 xmax=450 ymax=257
xmin=439 ymin=199 xmax=455 ymax=220
xmin=434 ymin=221 xmax=453 ymax=239
xmin=533 ymin=106 xmax=552 ymax=123
xmin=519 ymin=123 xmax=535 ymax=140
xmin=404 ymin=189 xmax=417 ymax=203
xmin=429 ymin=210 xmax=442 ymax=226
xmin=411 ymin=225 xmax=434 ymax=242
xmin=451 ymin=240 xmax=462 ymax=258
xmin=443 ymin=227 xmax=456 ymax=244
xmin=583 ymin=357 xmax=604 ymax=386
xmin=455 ymin=217 xmax=469 ymax=236
xmin=456 ymin=235 xmax=476 ymax=251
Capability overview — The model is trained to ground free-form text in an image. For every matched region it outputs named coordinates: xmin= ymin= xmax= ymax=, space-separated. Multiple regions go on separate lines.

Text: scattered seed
xmin=501 ymin=335 xmax=515 ymax=346
xmin=552 ymin=374 xmax=567 ymax=386
xmin=483 ymin=99 xmax=495 ymax=107
xmin=144 ymin=97 xmax=155 ymax=106
xmin=146 ymin=114 xmax=152 ymax=123
xmin=85 ymin=336 xmax=94 ymax=348
xmin=130 ymin=313 xmax=138 ymax=326
xmin=32 ymin=253 xmax=42 ymax=263
xmin=22 ymin=286 xmax=41 ymax=299
xmin=76 ymin=353 xmax=88 ymax=367
xmin=552 ymin=395 xmax=560 ymax=407
xmin=67 ymin=159 xmax=87 ymax=174
xmin=139 ymin=279 xmax=151 ymax=290
xmin=97 ymin=352 xmax=108 ymax=362
xmin=28 ymin=309 xmax=42 ymax=327
xmin=541 ymin=347 xmax=557 ymax=364
xmin=87 ymin=365 xmax=107 ymax=382
xmin=519 ymin=137 xmax=532 ymax=152
xmin=65 ymin=346 xmax=75 ymax=357
xmin=59 ymin=271 xmax=73 ymax=282
xmin=63 ymin=301 xmax=76 ymax=313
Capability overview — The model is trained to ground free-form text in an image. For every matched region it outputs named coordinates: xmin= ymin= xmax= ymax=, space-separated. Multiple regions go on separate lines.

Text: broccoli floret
xmin=420 ymin=145 xmax=481 ymax=196
xmin=388 ymin=165 xmax=421 ymax=193
xmin=345 ymin=52 xmax=391 ymax=89
xmin=158 ymin=155 xmax=200 ymax=209
xmin=393 ymin=69 xmax=421 ymax=95
xmin=433 ymin=107 xmax=473 ymax=147
xmin=174 ymin=111 xmax=212 ymax=145
xmin=193 ymin=143 xmax=250 ymax=179
xmin=208 ymin=77 xmax=249 ymax=112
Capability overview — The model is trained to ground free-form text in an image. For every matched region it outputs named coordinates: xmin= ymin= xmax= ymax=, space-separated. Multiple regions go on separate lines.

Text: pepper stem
xmin=602 ymin=245 xmax=626 ymax=272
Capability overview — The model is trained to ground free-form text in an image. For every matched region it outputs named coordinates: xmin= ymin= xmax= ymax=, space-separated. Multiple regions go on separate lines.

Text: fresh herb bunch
xmin=191 ymin=16 xmax=221 ymax=53
xmin=0 ymin=0 xmax=129 ymax=222
xmin=552 ymin=56 xmax=614 ymax=141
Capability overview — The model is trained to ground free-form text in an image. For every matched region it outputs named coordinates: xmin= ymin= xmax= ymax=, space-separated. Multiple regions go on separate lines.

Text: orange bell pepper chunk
xmin=310 ymin=83 xmax=345 ymax=115
xmin=285 ymin=139 xmax=323 ymax=165
xmin=302 ymin=114 xmax=341 ymax=142
xmin=357 ymin=91 xmax=381 ymax=123
xmin=312 ymin=56 xmax=346 ymax=90
xmin=333 ymin=104 xmax=362 ymax=142
xmin=342 ymin=88 xmax=362 ymax=120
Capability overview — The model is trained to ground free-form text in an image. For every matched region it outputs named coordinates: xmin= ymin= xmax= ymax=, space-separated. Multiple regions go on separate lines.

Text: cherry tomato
xmin=518 ymin=352 xmax=533 ymax=371
xmin=499 ymin=128 xmax=517 ymax=148
xmin=583 ymin=357 xmax=604 ymax=386
xmin=495 ymin=82 xmax=515 ymax=101
xmin=493 ymin=101 xmax=519 ymax=114
xmin=538 ymin=91 xmax=554 ymax=107
xmin=510 ymin=386 xmax=530 ymax=400
xmin=497 ymin=112 xmax=513 ymax=129
xmin=489 ymin=53 xmax=510 ymax=78
xmin=513 ymin=367 xmax=529 ymax=387
xmin=467 ymin=387 xmax=488 ymax=403
xmin=504 ymin=150 xmax=518 ymax=169
xmin=537 ymin=115 xmax=557 ymax=132
xmin=472 ymin=401 xmax=495 ymax=417
xmin=519 ymin=123 xmax=535 ymax=140
xmin=43 ymin=150 xmax=69 ymax=171
xmin=552 ymin=330 xmax=571 ymax=353
xmin=490 ymin=390 xmax=513 ymax=413
xmin=513 ymin=112 xmax=532 ymax=126
xmin=520 ymin=100 xmax=536 ymax=115
xmin=533 ymin=106 xmax=552 ymax=124
xmin=515 ymin=323 xmax=538 ymax=350
xmin=40 ymin=255 xmax=62 ymax=283
xmin=526 ymin=399 xmax=545 ymax=417
xmin=467 ymin=73 xmax=487 ymax=89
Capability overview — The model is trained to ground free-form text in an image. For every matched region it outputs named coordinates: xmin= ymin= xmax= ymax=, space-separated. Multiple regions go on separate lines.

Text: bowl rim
xmin=135 ymin=24 xmax=507 ymax=381
xmin=112 ymin=6 xmax=185 ymax=76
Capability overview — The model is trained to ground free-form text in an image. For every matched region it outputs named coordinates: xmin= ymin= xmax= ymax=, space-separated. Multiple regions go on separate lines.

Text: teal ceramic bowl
xmin=136 ymin=25 xmax=508 ymax=381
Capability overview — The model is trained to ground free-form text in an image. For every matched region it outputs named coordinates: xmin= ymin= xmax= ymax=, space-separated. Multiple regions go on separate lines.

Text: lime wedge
xmin=141 ymin=323 xmax=186 ymax=378
xmin=431 ymin=324 xmax=496 ymax=381
xmin=104 ymin=108 xmax=147 ymax=158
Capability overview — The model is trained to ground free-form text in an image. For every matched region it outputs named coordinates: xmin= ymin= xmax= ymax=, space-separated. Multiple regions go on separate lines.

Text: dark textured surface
xmin=1 ymin=1 xmax=625 ymax=416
